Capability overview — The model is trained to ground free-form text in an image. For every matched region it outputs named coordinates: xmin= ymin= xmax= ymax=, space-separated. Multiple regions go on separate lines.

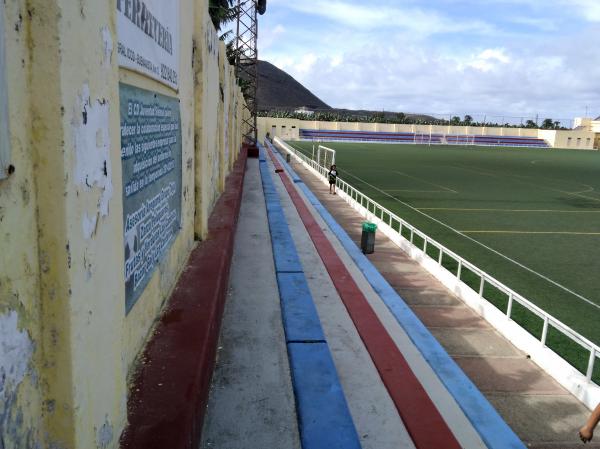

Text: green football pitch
xmin=286 ymin=140 xmax=600 ymax=378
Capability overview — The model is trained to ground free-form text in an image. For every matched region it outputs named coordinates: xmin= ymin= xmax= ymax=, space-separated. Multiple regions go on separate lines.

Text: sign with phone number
xmin=117 ymin=0 xmax=180 ymax=90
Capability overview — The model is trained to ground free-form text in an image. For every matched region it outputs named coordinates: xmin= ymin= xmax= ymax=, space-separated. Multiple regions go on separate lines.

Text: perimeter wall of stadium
xmin=259 ymin=117 xmax=598 ymax=150
xmin=0 ymin=1 xmax=247 ymax=448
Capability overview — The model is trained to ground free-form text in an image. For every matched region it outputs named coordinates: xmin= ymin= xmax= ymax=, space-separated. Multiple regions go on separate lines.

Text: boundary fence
xmin=299 ymin=136 xmax=549 ymax=148
xmin=272 ymin=136 xmax=600 ymax=410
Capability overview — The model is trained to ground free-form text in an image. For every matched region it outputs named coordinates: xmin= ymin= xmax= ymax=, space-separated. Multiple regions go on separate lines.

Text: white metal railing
xmin=272 ymin=136 xmax=600 ymax=385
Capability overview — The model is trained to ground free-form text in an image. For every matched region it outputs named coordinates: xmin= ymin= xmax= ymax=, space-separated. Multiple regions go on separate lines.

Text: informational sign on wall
xmin=116 ymin=0 xmax=180 ymax=90
xmin=0 ymin=3 xmax=10 ymax=180
xmin=120 ymin=83 xmax=182 ymax=313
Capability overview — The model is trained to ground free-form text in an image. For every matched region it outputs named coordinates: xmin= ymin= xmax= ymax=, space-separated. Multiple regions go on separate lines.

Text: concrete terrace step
xmin=289 ymin=153 xmax=598 ymax=449
xmin=201 ymin=157 xmax=414 ymax=449
xmin=202 ymin=146 xmax=503 ymax=449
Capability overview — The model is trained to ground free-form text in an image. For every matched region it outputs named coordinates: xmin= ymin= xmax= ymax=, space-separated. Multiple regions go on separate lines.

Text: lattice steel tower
xmin=235 ymin=0 xmax=265 ymax=145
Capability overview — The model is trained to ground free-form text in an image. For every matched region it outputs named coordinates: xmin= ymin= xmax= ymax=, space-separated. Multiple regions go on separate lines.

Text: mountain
xmin=257 ymin=60 xmax=331 ymax=110
xmin=256 ymin=60 xmax=437 ymax=123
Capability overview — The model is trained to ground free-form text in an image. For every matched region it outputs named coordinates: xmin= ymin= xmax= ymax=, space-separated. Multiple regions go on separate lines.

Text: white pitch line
xmin=394 ymin=171 xmax=458 ymax=193
xmin=461 ymin=230 xmax=600 ymax=236
xmin=337 ymin=167 xmax=600 ymax=312
xmin=417 ymin=208 xmax=600 ymax=213
xmin=453 ymin=164 xmax=600 ymax=204
xmin=386 ymin=189 xmax=446 ymax=193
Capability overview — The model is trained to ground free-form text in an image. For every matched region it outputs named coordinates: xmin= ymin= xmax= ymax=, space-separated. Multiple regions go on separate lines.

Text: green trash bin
xmin=361 ymin=222 xmax=377 ymax=254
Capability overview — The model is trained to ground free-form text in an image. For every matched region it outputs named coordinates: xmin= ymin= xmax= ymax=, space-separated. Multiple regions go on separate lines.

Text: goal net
xmin=317 ymin=145 xmax=336 ymax=168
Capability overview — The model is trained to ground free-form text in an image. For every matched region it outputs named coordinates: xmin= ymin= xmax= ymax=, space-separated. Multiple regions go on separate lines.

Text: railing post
xmin=541 ymin=317 xmax=549 ymax=346
xmin=289 ymin=139 xmax=600 ymax=387
xmin=506 ymin=293 xmax=513 ymax=318
xmin=586 ymin=349 xmax=596 ymax=381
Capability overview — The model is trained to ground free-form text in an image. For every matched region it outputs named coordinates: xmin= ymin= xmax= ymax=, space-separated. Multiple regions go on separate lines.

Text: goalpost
xmin=316 ymin=144 xmax=336 ymax=168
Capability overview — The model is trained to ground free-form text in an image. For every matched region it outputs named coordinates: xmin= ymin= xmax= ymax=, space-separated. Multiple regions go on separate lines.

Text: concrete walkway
xmin=199 ymin=157 xmax=300 ymax=449
xmin=201 ymin=150 xmax=511 ymax=448
xmin=291 ymin=156 xmax=598 ymax=449
xmin=201 ymin=157 xmax=419 ymax=449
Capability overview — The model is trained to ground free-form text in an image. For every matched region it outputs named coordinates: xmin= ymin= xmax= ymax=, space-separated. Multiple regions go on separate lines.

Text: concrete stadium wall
xmin=259 ymin=118 xmax=596 ymax=150
xmin=573 ymin=117 xmax=600 ymax=149
xmin=0 ymin=1 xmax=246 ymax=448
xmin=538 ymin=129 xmax=596 ymax=150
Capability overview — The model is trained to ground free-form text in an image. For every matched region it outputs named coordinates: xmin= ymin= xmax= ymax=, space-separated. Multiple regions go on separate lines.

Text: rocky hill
xmin=257 ymin=60 xmax=330 ymax=110
xmin=257 ymin=60 xmax=437 ymax=123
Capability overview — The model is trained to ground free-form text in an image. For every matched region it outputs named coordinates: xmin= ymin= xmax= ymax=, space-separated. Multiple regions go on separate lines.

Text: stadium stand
xmin=299 ymin=129 xmax=550 ymax=148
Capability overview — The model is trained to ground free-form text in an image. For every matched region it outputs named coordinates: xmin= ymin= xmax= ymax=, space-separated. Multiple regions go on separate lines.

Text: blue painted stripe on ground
xmin=288 ymin=343 xmax=362 ymax=449
xmin=260 ymin=162 xmax=305 ymax=273
xmin=270 ymin=218 xmax=305 ymax=273
xmin=267 ymin=140 xmax=526 ymax=449
xmin=258 ymin=146 xmax=362 ymax=449
xmin=277 ymin=272 xmax=327 ymax=343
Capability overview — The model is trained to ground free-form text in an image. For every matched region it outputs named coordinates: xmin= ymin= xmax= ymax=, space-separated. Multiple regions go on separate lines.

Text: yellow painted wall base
xmin=0 ymin=0 xmax=247 ymax=448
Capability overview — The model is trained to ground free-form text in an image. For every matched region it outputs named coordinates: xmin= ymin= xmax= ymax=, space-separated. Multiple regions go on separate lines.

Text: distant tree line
xmin=258 ymin=111 xmax=568 ymax=130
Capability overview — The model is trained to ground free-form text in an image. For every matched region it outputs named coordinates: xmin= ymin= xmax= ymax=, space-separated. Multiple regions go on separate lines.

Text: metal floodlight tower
xmin=235 ymin=0 xmax=265 ymax=145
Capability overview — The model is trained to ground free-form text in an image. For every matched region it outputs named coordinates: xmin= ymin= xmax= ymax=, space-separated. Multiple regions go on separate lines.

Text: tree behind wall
xmin=209 ymin=0 xmax=237 ymax=31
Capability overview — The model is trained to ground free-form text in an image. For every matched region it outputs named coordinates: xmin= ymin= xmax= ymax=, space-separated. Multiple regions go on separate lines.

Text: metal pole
xmin=235 ymin=0 xmax=259 ymax=145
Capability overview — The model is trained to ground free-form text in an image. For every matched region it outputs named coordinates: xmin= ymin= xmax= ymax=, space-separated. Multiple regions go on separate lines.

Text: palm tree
xmin=209 ymin=0 xmax=237 ymax=31
xmin=541 ymin=118 xmax=554 ymax=129
xmin=525 ymin=120 xmax=537 ymax=128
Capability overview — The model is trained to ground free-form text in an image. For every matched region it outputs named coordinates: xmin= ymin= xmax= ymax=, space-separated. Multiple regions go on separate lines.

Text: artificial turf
xmin=287 ymin=140 xmax=600 ymax=378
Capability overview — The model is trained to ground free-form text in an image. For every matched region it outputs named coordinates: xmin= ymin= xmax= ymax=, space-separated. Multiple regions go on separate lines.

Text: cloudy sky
xmin=258 ymin=0 xmax=600 ymax=123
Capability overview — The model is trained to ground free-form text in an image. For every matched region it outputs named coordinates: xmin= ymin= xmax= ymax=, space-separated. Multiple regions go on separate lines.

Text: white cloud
xmin=260 ymin=1 xmax=600 ymax=119
xmin=330 ymin=55 xmax=343 ymax=68
xmin=269 ymin=0 xmax=495 ymax=36
xmin=258 ymin=23 xmax=286 ymax=51
xmin=568 ymin=0 xmax=600 ymax=22
xmin=467 ymin=48 xmax=511 ymax=72
xmin=518 ymin=0 xmax=600 ymax=21
xmin=509 ymin=16 xmax=558 ymax=31
xmin=267 ymin=34 xmax=600 ymax=120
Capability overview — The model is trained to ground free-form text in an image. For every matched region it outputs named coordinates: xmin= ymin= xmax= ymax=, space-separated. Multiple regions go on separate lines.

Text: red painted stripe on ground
xmin=120 ymin=149 xmax=248 ymax=449
xmin=265 ymin=146 xmax=462 ymax=449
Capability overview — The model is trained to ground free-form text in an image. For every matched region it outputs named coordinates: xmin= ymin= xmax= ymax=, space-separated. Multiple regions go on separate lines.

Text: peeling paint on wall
xmin=100 ymin=26 xmax=113 ymax=67
xmin=0 ymin=310 xmax=34 ymax=445
xmin=96 ymin=415 xmax=113 ymax=449
xmin=73 ymin=84 xmax=113 ymax=239
xmin=82 ymin=211 xmax=98 ymax=240
xmin=0 ymin=1 xmax=10 ymax=180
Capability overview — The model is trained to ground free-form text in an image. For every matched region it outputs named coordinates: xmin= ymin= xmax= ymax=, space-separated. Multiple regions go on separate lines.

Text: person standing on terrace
xmin=328 ymin=164 xmax=338 ymax=194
